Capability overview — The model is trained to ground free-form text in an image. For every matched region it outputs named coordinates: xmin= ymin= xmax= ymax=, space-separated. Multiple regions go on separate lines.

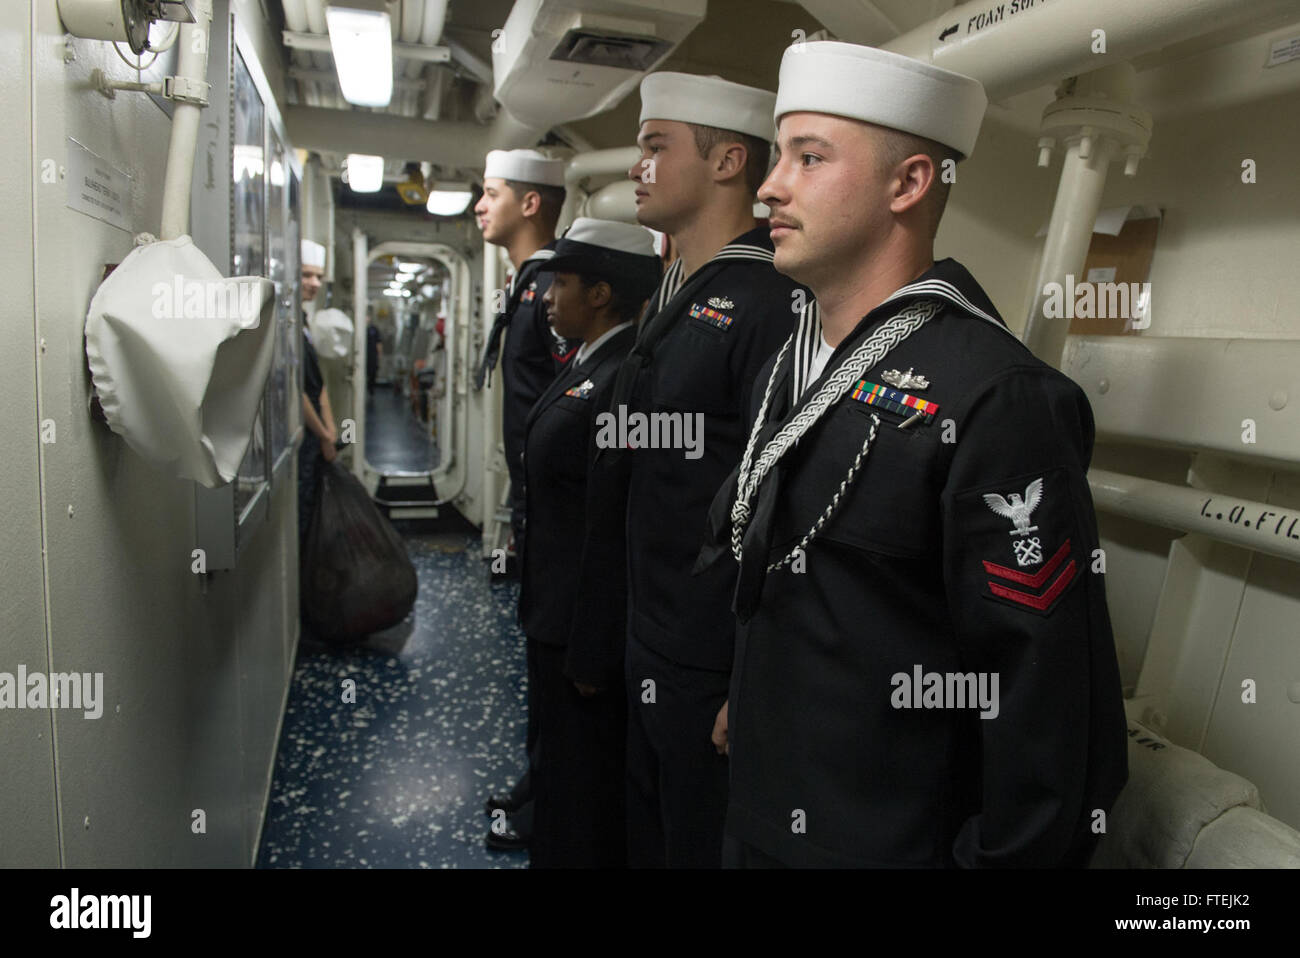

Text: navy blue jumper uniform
xmin=477 ymin=245 xmax=579 ymax=828
xmin=603 ymin=227 xmax=803 ymax=867
xmin=476 ymin=243 xmax=580 ymax=543
xmin=519 ymin=324 xmax=638 ymax=867
xmin=698 ymin=259 xmax=1128 ymax=868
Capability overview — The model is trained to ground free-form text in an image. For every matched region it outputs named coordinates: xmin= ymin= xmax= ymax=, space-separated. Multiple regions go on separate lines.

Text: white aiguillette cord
xmin=730 ymin=298 xmax=942 ymax=571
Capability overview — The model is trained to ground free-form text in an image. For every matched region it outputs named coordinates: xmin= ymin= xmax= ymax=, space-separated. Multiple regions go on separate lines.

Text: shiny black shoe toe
xmin=484 ymin=793 xmax=521 ymax=815
xmin=484 ymin=824 xmax=529 ymax=851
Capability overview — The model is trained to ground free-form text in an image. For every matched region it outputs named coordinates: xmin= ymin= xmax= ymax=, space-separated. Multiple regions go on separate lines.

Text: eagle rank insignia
xmin=968 ymin=472 xmax=1079 ymax=614
xmin=983 ymin=477 xmax=1046 ymax=567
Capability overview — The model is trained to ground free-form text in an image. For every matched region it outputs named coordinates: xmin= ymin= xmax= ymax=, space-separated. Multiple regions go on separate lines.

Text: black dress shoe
xmin=484 ymin=793 xmax=522 ymax=815
xmin=485 ymin=823 xmax=530 ymax=851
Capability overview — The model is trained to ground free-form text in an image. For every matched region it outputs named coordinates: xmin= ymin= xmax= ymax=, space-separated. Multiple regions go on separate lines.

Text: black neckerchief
xmin=474 ymin=244 xmax=556 ymax=390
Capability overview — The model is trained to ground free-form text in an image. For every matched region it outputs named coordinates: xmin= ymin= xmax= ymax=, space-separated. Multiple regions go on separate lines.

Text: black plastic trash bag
xmin=301 ymin=460 xmax=418 ymax=642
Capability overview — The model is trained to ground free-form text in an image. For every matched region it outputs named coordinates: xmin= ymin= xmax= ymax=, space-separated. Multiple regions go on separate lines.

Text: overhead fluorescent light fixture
xmin=427 ymin=191 xmax=473 ymax=216
xmin=326 ymin=2 xmax=393 ymax=108
xmin=426 ymin=182 xmax=473 ymax=216
xmin=345 ymin=153 xmax=384 ymax=193
xmin=382 ymin=288 xmax=403 ymax=297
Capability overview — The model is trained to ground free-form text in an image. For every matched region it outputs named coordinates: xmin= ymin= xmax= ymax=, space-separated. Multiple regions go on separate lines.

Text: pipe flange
xmin=1041 ymin=94 xmax=1152 ymax=154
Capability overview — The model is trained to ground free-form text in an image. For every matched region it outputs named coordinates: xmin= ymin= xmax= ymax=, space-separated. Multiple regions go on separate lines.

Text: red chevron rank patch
xmin=958 ymin=468 xmax=1082 ymax=617
xmin=983 ymin=539 xmax=1076 ymax=612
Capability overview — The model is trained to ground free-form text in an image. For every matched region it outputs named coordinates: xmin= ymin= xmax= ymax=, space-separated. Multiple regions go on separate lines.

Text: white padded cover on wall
xmin=1091 ymin=701 xmax=1262 ymax=868
xmin=85 ymin=235 xmax=276 ymax=488
xmin=1184 ymin=805 xmax=1300 ymax=868
xmin=309 ymin=308 xmax=354 ymax=362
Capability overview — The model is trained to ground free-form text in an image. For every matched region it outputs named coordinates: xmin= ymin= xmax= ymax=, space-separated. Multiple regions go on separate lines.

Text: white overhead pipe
xmin=1021 ymin=63 xmax=1149 ymax=364
xmin=416 ymin=0 xmax=449 ymax=95
xmin=420 ymin=0 xmax=449 ymax=46
xmin=1090 ymin=469 xmax=1300 ymax=565
xmin=399 ymin=0 xmax=423 ymax=43
xmin=584 ymin=181 xmax=639 ymax=224
xmin=882 ymin=0 xmax=1299 ymax=103
xmin=565 ymin=147 xmax=641 ymax=188
xmin=558 ymin=146 xmax=640 ymax=229
xmin=399 ymin=0 xmax=425 ymax=79
xmin=284 ymin=107 xmax=542 ymax=167
xmin=282 ymin=0 xmax=309 ymax=32
xmin=303 ymin=0 xmax=326 ymax=34
xmin=302 ymin=0 xmax=330 ymax=72
xmin=159 ymin=0 xmax=212 ymax=239
xmin=281 ymin=0 xmax=317 ymax=103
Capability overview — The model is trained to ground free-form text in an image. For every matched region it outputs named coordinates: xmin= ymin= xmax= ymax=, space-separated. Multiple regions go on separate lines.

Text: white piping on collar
xmin=508 ymin=247 xmax=554 ymax=296
xmin=647 ymin=238 xmax=773 ymax=316
xmin=788 ymin=276 xmax=1016 ymax=401
xmin=878 ymin=277 xmax=1011 ymax=336
xmin=790 ymin=301 xmax=821 ymax=402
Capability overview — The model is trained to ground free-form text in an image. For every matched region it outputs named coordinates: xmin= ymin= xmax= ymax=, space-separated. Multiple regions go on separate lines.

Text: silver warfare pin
xmin=882 ymin=367 xmax=930 ymax=390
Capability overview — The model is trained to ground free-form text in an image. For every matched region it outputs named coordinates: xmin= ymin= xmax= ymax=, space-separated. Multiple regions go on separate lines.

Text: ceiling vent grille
xmin=549 ymin=28 xmax=671 ymax=72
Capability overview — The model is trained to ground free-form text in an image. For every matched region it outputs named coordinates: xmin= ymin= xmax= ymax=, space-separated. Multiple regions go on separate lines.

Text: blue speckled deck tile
xmin=256 ymin=532 xmax=529 ymax=868
xmin=364 ymin=388 xmax=438 ymax=473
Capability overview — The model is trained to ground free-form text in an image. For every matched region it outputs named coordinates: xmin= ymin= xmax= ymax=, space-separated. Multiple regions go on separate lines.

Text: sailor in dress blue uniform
xmin=519 ymin=219 xmax=662 ymax=867
xmin=473 ymin=149 xmax=580 ymax=847
xmin=698 ymin=41 xmax=1128 ymax=868
xmin=605 ymin=71 xmax=805 ymax=868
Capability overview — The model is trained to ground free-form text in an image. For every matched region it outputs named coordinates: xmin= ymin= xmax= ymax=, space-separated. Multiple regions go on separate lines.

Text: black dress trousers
xmin=530 ymin=641 xmax=627 ymax=868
